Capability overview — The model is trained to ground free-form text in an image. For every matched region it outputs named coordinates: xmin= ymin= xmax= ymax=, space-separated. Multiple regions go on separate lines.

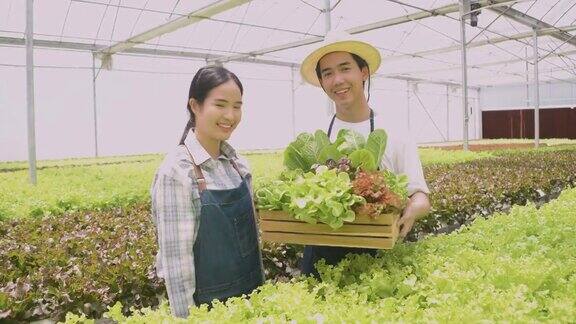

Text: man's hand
xmin=398 ymin=192 xmax=431 ymax=239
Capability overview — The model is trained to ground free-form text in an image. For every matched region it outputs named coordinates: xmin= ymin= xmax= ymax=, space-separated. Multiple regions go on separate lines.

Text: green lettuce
xmin=283 ymin=133 xmax=316 ymax=171
xmin=284 ymin=130 xmax=332 ymax=171
xmin=255 ymin=166 xmax=365 ymax=229
xmin=318 ymin=144 xmax=344 ymax=163
xmin=349 ymin=149 xmax=377 ymax=171
xmin=283 ymin=128 xmax=389 ymax=174
xmin=366 ymin=129 xmax=387 ymax=168
xmin=335 ymin=129 xmax=366 ymax=155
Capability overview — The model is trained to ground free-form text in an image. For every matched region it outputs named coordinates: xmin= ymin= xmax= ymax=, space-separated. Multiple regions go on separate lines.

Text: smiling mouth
xmin=218 ymin=123 xmax=233 ymax=130
xmin=334 ymin=88 xmax=350 ymax=95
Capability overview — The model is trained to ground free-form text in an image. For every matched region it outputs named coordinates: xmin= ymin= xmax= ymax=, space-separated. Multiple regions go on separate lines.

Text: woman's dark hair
xmin=179 ymin=65 xmax=243 ymax=144
xmin=315 ymin=52 xmax=372 ymax=102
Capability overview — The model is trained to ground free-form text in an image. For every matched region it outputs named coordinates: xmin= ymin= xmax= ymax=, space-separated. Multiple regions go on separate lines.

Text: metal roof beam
xmin=209 ymin=0 xmax=519 ymax=64
xmin=385 ymin=25 xmax=576 ymax=61
xmin=96 ymin=0 xmax=251 ymax=64
xmin=4 ymin=34 xmax=572 ymax=87
xmin=0 ymin=36 xmax=297 ymax=68
xmin=489 ymin=5 xmax=576 ymax=47
xmin=1 ymin=36 xmax=482 ymax=87
xmin=375 ymin=73 xmax=480 ymax=89
xmin=379 ymin=49 xmax=576 ymax=76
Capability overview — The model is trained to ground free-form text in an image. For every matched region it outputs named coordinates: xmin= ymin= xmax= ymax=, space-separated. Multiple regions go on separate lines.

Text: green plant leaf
xmin=366 ymin=129 xmax=388 ymax=168
xmin=318 ymin=144 xmax=344 ymax=164
xmin=349 ymin=149 xmax=377 ymax=171
xmin=314 ymin=130 xmax=331 ymax=154
xmin=335 ymin=129 xmax=366 ymax=155
xmin=283 ymin=133 xmax=317 ymax=171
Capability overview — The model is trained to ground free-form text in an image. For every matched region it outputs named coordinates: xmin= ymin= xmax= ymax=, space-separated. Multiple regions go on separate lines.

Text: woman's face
xmin=191 ymin=79 xmax=243 ymax=142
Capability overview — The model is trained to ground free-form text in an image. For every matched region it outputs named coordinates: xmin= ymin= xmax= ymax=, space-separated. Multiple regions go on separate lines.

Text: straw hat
xmin=300 ymin=30 xmax=381 ymax=87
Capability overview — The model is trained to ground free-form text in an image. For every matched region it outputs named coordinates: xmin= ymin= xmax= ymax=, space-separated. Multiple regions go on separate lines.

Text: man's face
xmin=317 ymin=51 xmax=368 ymax=109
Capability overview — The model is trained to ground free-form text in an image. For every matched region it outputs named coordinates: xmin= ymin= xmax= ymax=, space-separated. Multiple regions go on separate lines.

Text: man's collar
xmin=334 ymin=106 xmax=373 ymax=123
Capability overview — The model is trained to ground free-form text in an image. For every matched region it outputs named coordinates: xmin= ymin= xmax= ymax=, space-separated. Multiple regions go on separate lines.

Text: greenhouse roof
xmin=1 ymin=0 xmax=575 ymax=86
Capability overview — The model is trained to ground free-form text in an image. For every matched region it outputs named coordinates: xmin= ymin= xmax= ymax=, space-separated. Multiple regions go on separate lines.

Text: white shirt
xmin=328 ymin=112 xmax=430 ymax=196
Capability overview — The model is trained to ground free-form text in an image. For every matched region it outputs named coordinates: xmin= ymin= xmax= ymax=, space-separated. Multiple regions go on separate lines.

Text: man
xmin=299 ymin=31 xmax=431 ymax=277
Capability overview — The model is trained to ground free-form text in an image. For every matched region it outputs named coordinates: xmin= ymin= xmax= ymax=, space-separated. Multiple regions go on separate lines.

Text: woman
xmin=151 ymin=66 xmax=264 ymax=318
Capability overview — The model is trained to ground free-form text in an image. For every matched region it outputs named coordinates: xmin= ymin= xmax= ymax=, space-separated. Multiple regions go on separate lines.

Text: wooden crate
xmin=259 ymin=210 xmax=400 ymax=249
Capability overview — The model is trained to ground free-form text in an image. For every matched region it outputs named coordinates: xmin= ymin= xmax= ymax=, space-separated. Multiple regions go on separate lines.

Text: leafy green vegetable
xmin=335 ymin=129 xmax=366 ymax=155
xmin=283 ymin=133 xmax=317 ymax=171
xmin=314 ymin=130 xmax=331 ymax=153
xmin=318 ymin=144 xmax=344 ymax=164
xmin=256 ymin=166 xmax=364 ymax=228
xmin=275 ymin=128 xmax=407 ymax=226
xmin=283 ymin=129 xmax=388 ymax=173
xmin=349 ymin=149 xmax=377 ymax=171
xmin=69 ymin=187 xmax=576 ymax=323
xmin=383 ymin=170 xmax=409 ymax=200
xmin=254 ymin=180 xmax=290 ymax=211
xmin=283 ymin=131 xmax=334 ymax=171
xmin=352 ymin=169 xmax=409 ymax=217
xmin=366 ymin=129 xmax=388 ymax=167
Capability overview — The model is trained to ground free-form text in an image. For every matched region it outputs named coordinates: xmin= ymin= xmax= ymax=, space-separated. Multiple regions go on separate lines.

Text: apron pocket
xmin=233 ymin=211 xmax=258 ymax=258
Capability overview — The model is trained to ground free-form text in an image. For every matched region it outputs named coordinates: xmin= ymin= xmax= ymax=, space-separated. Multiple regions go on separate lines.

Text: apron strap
xmin=327 ymin=108 xmax=375 ymax=138
xmin=327 ymin=114 xmax=337 ymax=138
xmin=229 ymin=159 xmax=244 ymax=180
xmin=369 ymin=108 xmax=374 ymax=132
xmin=181 ymin=144 xmax=207 ymax=192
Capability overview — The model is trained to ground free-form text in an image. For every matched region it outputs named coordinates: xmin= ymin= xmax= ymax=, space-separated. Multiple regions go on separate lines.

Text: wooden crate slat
xmin=392 ymin=217 xmax=399 ymax=238
xmin=258 ymin=210 xmax=400 ymax=249
xmin=262 ymin=231 xmax=396 ymax=249
xmin=259 ymin=210 xmax=396 ymax=225
xmin=260 ymin=219 xmax=395 ymax=237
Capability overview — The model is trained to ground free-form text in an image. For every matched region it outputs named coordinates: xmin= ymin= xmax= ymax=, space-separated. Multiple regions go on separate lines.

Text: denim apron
xmin=300 ymin=109 xmax=378 ymax=278
xmin=183 ymin=145 xmax=264 ymax=305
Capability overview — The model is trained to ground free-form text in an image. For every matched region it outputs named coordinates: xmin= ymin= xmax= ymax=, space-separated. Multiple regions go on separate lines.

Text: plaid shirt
xmin=150 ymin=131 xmax=253 ymax=318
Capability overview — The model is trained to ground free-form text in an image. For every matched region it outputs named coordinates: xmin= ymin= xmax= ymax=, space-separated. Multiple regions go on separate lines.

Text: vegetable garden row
xmin=2 ymin=142 xmax=574 ymax=221
xmin=67 ymin=186 xmax=576 ymax=323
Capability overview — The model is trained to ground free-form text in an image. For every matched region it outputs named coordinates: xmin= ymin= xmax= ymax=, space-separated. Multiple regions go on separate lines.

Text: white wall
xmin=480 ymin=79 xmax=576 ymax=111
